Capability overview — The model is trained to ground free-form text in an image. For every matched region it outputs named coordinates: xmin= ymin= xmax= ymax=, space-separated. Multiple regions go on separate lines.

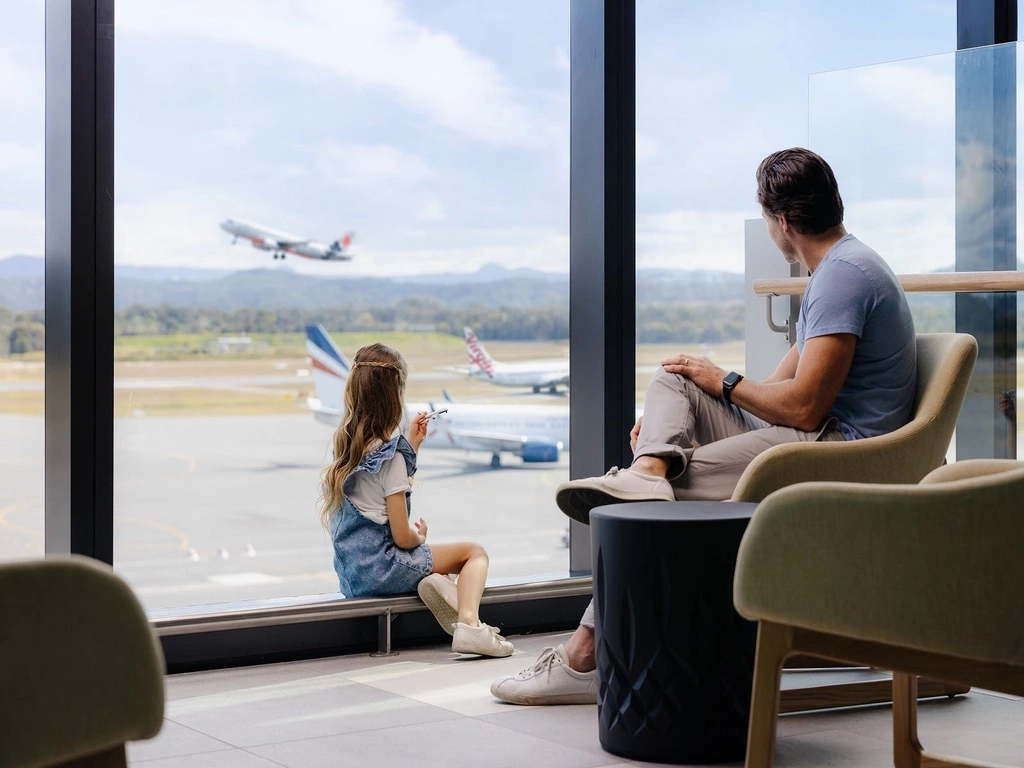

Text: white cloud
xmin=637 ymin=197 xmax=960 ymax=276
xmin=315 ymin=141 xmax=433 ymax=187
xmin=636 ymin=133 xmax=660 ymax=164
xmin=848 ymin=198 xmax=956 ymax=274
xmin=852 ymin=64 xmax=953 ymax=127
xmin=0 ymin=141 xmax=43 ymax=185
xmin=349 ymin=227 xmax=568 ymax=276
xmin=0 ymin=48 xmax=42 ymax=107
xmin=414 ymin=199 xmax=447 ymax=222
xmin=206 ymin=127 xmax=250 ymax=149
xmin=111 ymin=184 xmax=569 ymax=277
xmin=0 ymin=207 xmax=44 ymax=257
xmin=116 ymin=0 xmax=554 ymax=149
xmin=637 ymin=209 xmax=750 ymax=272
xmin=115 ymin=189 xmax=261 ymax=268
xmin=554 ymin=46 xmax=570 ymax=73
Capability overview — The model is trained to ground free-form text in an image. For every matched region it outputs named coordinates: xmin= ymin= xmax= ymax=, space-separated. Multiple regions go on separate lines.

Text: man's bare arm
xmin=730 ymin=334 xmax=856 ymax=430
xmin=764 ymin=343 xmax=800 ymax=384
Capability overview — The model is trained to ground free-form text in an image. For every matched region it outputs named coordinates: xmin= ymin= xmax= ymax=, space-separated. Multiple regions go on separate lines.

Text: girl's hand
xmin=413 ymin=517 xmax=428 ymax=544
xmin=408 ymin=412 xmax=429 ymax=452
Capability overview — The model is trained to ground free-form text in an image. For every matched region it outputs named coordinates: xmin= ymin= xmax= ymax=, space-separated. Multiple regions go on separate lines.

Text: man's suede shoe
xmin=555 ymin=466 xmax=674 ymax=525
xmin=490 ymin=645 xmax=598 ymax=705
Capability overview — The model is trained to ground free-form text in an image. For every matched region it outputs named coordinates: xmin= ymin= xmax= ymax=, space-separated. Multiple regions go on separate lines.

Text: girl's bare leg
xmin=430 ymin=542 xmax=488 ymax=626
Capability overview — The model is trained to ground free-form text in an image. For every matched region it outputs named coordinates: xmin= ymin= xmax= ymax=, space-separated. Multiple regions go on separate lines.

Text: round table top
xmin=590 ymin=500 xmax=758 ymax=523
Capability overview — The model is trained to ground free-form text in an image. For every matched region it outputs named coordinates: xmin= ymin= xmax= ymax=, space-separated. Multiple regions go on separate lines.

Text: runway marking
xmin=115 ymin=515 xmax=190 ymax=551
xmin=0 ymin=500 xmax=42 ymax=537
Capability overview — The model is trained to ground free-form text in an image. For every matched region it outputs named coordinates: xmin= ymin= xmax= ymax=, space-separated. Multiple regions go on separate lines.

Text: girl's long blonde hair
xmin=319 ymin=342 xmax=408 ymax=528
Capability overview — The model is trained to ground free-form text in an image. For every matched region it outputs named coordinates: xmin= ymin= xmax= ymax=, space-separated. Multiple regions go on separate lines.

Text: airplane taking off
xmin=305 ymin=325 xmax=567 ymax=468
xmin=463 ymin=327 xmax=569 ymax=394
xmin=220 ymin=218 xmax=354 ymax=261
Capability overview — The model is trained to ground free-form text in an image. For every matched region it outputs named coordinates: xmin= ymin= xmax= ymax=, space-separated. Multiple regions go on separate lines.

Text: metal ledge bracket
xmin=370 ymin=607 xmax=399 ymax=657
xmin=765 ymin=295 xmax=790 ymax=342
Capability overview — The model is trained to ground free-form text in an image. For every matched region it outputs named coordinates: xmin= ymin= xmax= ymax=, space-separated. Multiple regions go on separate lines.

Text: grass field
xmin=6 ymin=335 xmax=1015 ymax=420
xmin=0 ymin=334 xmax=750 ymax=418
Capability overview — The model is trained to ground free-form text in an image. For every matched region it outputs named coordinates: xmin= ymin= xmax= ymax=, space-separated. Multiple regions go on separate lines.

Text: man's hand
xmin=629 ymin=416 xmax=642 ymax=453
xmin=408 ymin=412 xmax=429 ymax=452
xmin=661 ymin=354 xmax=728 ymax=397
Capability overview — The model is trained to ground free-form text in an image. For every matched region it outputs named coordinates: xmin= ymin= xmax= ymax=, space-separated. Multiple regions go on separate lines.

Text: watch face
xmin=724 ymin=371 xmax=741 ymax=387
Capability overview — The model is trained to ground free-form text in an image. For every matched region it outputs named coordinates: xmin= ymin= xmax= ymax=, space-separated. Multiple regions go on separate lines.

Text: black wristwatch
xmin=722 ymin=371 xmax=744 ymax=405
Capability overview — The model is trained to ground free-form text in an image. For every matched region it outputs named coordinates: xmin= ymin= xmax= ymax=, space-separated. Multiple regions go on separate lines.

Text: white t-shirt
xmin=346 ymin=450 xmax=413 ymax=525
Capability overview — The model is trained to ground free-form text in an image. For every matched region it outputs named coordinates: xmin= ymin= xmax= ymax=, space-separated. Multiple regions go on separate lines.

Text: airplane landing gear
xmin=549 ymin=385 xmax=558 ymax=394
xmin=532 ymin=385 xmax=541 ymax=394
xmin=490 ymin=453 xmax=501 ymax=469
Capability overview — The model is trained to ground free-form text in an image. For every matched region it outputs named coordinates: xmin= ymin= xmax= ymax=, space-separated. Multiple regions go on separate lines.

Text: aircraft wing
xmin=277 ymin=238 xmax=311 ymax=248
xmin=441 ymin=428 xmax=546 ymax=454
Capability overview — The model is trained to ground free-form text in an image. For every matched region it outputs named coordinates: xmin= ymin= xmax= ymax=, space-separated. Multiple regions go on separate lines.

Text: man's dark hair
xmin=756 ymin=148 xmax=844 ymax=235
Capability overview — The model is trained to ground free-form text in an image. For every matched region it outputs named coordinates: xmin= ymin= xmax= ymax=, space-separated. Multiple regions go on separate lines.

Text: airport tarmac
xmin=0 ymin=414 xmax=572 ymax=612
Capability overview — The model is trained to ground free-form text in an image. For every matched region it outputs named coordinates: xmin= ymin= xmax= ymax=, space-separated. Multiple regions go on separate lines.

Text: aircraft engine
xmin=520 ymin=440 xmax=561 ymax=463
xmin=252 ymin=238 xmax=279 ymax=252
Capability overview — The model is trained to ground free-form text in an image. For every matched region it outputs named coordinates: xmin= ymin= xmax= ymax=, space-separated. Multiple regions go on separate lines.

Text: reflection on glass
xmin=0 ymin=0 xmax=45 ymax=563
xmin=810 ymin=44 xmax=1022 ymax=458
xmin=635 ymin=1 xmax=957 ymax=460
xmin=113 ymin=1 xmax=570 ymax=611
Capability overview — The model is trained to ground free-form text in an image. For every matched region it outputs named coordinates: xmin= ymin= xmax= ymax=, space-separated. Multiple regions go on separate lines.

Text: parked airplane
xmin=463 ymin=327 xmax=569 ymax=394
xmin=305 ymin=325 xmax=567 ymax=468
xmin=220 ymin=218 xmax=354 ymax=261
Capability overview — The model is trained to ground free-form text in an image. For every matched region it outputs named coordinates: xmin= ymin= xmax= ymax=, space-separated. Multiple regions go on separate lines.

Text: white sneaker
xmin=417 ymin=574 xmax=459 ymax=637
xmin=451 ymin=622 xmax=514 ymax=657
xmin=490 ymin=645 xmax=598 ymax=705
xmin=555 ymin=466 xmax=674 ymax=524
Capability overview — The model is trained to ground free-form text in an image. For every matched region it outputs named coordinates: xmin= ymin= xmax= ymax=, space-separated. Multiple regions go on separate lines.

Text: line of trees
xmin=3 ymin=299 xmax=1024 ymax=356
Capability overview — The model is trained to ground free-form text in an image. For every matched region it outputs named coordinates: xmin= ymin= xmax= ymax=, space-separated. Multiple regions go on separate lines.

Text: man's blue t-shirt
xmin=796 ymin=234 xmax=917 ymax=440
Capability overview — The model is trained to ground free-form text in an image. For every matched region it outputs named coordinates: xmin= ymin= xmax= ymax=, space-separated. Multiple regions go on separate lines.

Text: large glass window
xmin=811 ymin=44 xmax=1023 ymax=457
xmin=0 ymin=0 xmax=45 ymax=563
xmin=635 ymin=0 xmax=956 ymax=436
xmin=114 ymin=1 xmax=570 ymax=611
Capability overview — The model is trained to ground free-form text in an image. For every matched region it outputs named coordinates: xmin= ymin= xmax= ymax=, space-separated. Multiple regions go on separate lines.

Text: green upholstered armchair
xmin=731 ymin=333 xmax=979 ymax=504
xmin=734 ymin=460 xmax=1024 ymax=768
xmin=0 ymin=556 xmax=165 ymax=768
xmin=730 ymin=333 xmax=979 ymax=713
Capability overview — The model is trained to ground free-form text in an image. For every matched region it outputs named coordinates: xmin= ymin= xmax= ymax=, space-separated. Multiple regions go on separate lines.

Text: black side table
xmin=590 ymin=501 xmax=759 ymax=764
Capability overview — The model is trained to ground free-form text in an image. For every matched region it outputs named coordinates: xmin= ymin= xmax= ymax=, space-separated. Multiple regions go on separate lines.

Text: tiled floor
xmin=129 ymin=630 xmax=1023 ymax=767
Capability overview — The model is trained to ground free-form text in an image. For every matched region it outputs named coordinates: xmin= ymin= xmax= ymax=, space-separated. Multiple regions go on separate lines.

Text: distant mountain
xmin=0 ymin=255 xmax=45 ymax=278
xmin=10 ymin=253 xmax=1024 ymax=315
xmin=0 ymin=255 xmax=231 ymax=282
xmin=399 ymin=262 xmax=566 ymax=284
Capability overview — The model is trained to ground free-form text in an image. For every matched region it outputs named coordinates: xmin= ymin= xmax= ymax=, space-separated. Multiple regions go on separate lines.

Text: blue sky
xmin=1 ymin=0 xmax=961 ymax=276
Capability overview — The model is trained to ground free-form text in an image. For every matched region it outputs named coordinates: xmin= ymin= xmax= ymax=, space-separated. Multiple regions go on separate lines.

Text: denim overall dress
xmin=330 ymin=435 xmax=434 ymax=598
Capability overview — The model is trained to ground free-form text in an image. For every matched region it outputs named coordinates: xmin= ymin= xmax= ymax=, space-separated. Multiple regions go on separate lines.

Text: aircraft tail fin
xmin=329 ymin=232 xmax=355 ymax=252
xmin=305 ymin=324 xmax=349 ymax=418
xmin=463 ymin=326 xmax=496 ymax=377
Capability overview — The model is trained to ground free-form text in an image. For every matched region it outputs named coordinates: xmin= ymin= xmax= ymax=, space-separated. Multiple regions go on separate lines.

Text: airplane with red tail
xmin=220 ymin=218 xmax=354 ymax=261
